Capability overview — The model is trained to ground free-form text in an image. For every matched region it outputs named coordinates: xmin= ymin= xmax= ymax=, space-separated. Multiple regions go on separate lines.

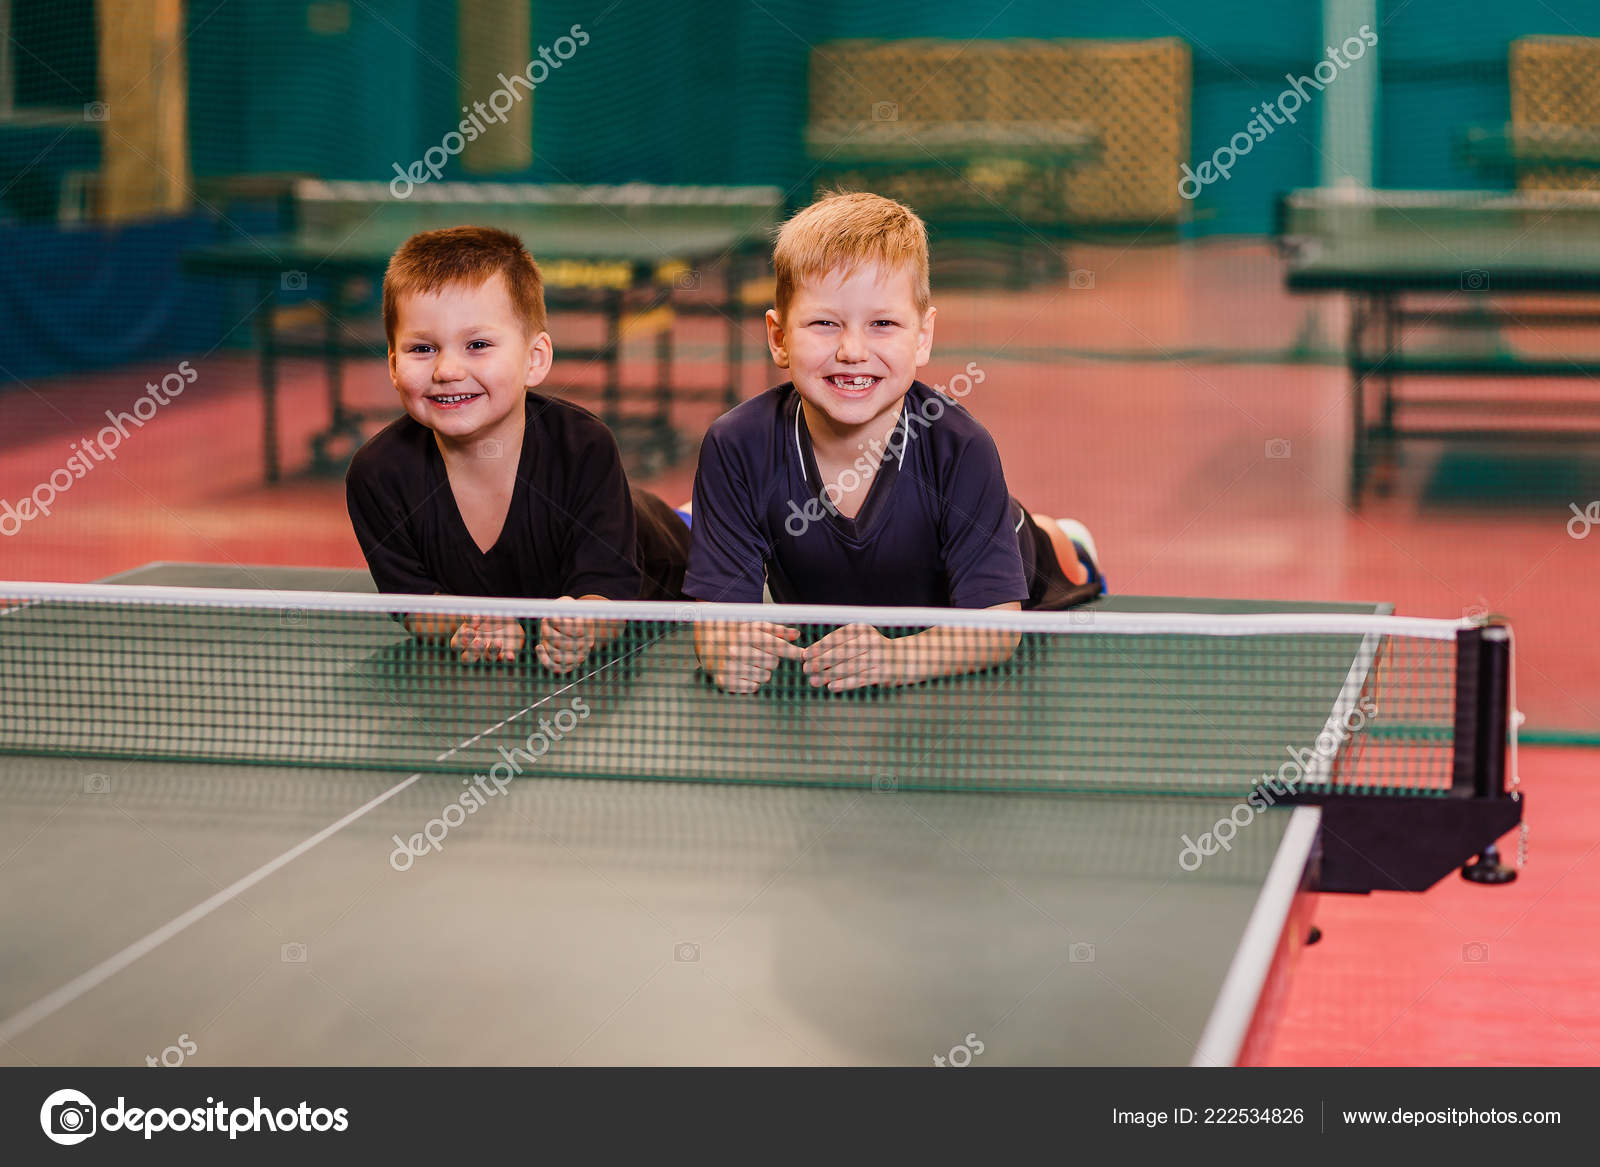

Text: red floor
xmin=2 ymin=240 xmax=1595 ymax=1063
xmin=1266 ymin=747 xmax=1598 ymax=1066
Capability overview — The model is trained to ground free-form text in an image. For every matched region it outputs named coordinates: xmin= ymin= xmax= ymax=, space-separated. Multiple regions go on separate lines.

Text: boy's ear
xmin=765 ymin=308 xmax=790 ymax=369
xmin=523 ymin=330 xmax=555 ymax=388
xmin=914 ymin=304 xmax=937 ymax=367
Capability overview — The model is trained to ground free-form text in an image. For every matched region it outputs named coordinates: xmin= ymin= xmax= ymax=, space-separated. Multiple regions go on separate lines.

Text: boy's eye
xmin=407 ymin=343 xmax=435 ymax=354
xmin=467 ymin=340 xmax=491 ymax=350
xmin=873 ymin=319 xmax=898 ymax=328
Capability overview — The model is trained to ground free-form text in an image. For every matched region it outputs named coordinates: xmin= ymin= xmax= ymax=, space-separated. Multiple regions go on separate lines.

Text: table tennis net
xmin=0 ymin=583 xmax=1497 ymax=798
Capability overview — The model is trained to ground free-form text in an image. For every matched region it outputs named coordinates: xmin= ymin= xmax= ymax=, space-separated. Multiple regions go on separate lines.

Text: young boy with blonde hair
xmin=686 ymin=191 xmax=1101 ymax=693
xmin=346 ymin=225 xmax=689 ymax=670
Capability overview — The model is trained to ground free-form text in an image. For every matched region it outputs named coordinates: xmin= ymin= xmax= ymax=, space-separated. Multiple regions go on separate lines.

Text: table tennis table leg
xmin=1347 ymin=294 xmax=1370 ymax=507
xmin=653 ymin=284 xmax=677 ymax=466
xmin=723 ymin=253 xmax=744 ymax=412
xmin=324 ymin=287 xmax=344 ymax=426
xmin=1376 ymin=293 xmax=1399 ymax=492
xmin=255 ymin=274 xmax=281 ymax=485
xmin=601 ymin=289 xmax=623 ymax=435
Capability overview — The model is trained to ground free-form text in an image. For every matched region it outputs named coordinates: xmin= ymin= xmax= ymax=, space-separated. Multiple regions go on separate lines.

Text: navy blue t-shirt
xmin=685 ymin=381 xmax=1038 ymax=608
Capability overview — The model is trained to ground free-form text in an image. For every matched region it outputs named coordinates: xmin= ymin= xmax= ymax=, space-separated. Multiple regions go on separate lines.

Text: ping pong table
xmin=0 ymin=563 xmax=1520 ymax=1066
xmin=805 ymin=121 xmax=1099 ymax=289
xmin=805 ymin=119 xmax=1099 ymax=206
xmin=1457 ymin=122 xmax=1600 ymax=176
xmin=1278 ymin=186 xmax=1600 ymax=504
xmin=182 ymin=181 xmax=785 ymax=483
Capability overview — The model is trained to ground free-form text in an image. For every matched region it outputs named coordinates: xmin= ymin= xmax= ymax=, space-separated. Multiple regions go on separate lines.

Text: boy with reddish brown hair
xmin=686 ymin=192 xmax=1101 ymax=692
xmin=347 ymin=225 xmax=688 ymax=669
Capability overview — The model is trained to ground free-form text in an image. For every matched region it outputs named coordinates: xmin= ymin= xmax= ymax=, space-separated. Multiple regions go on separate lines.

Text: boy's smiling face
xmin=388 ymin=272 xmax=551 ymax=449
xmin=768 ymin=262 xmax=935 ymax=441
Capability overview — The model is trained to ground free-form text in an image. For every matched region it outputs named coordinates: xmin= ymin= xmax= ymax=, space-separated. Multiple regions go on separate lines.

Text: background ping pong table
xmin=181 ymin=181 xmax=785 ymax=482
xmin=1278 ymin=186 xmax=1600 ymax=504
xmin=1457 ymin=122 xmax=1600 ymax=177
xmin=805 ymin=119 xmax=1101 ymax=287
xmin=0 ymin=562 xmax=1376 ymax=1066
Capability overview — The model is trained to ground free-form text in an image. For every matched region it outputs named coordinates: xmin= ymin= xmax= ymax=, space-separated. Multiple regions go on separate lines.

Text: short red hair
xmin=383 ymin=225 xmax=546 ymax=347
xmin=773 ymin=191 xmax=930 ymax=321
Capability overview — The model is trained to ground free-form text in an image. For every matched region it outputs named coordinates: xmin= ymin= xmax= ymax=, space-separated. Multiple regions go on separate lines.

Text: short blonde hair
xmin=773 ymin=191 xmax=930 ymax=321
xmin=383 ymin=225 xmax=546 ymax=347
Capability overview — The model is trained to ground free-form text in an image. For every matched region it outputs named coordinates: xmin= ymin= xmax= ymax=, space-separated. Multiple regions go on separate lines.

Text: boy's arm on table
xmin=402 ymin=600 xmax=619 ymax=670
xmin=799 ymin=602 xmax=1022 ymax=691
xmin=346 ymin=464 xmax=519 ymax=660
xmin=535 ymin=596 xmax=625 ymax=673
xmin=695 ymin=618 xmax=805 ymax=694
xmin=686 ymin=425 xmax=794 ymax=693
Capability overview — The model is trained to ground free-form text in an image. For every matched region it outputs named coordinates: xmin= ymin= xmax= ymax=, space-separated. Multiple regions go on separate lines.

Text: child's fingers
xmin=546 ymin=631 xmax=594 ymax=654
xmin=824 ymin=668 xmax=876 ymax=692
xmin=537 ymin=642 xmax=572 ymax=672
xmin=457 ymin=628 xmax=488 ymax=663
xmin=802 ymin=625 xmax=872 ymax=668
xmin=718 ymin=670 xmax=761 ymax=694
xmin=809 ymin=652 xmax=876 ymax=688
xmin=753 ymin=623 xmax=805 ymax=659
xmin=804 ymin=639 xmax=869 ymax=679
xmin=720 ymin=661 xmax=773 ymax=692
xmin=536 ymin=639 xmax=591 ymax=673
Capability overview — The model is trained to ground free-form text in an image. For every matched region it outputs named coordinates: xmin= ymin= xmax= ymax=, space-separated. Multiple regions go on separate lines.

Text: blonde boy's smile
xmin=823 ymin=374 xmax=883 ymax=396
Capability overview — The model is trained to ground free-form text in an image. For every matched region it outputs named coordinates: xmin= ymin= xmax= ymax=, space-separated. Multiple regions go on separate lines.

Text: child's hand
xmin=537 ymin=599 xmax=597 ymax=673
xmin=802 ymin=624 xmax=902 ymax=692
xmin=700 ymin=621 xmax=804 ymax=693
xmin=450 ymin=617 xmax=526 ymax=663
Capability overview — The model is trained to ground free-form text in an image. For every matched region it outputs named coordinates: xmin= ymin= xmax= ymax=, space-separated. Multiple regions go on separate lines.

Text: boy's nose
xmin=834 ymin=331 xmax=870 ymax=361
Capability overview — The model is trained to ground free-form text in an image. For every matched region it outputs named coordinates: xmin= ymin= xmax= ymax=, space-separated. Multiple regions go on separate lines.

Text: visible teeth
xmin=433 ymin=393 xmax=477 ymax=404
xmin=833 ymin=376 xmax=875 ymax=388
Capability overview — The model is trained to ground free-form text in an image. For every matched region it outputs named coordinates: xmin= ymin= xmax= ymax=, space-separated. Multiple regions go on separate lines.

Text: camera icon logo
xmin=1462 ymin=942 xmax=1489 ymax=963
xmin=281 ymin=270 xmax=308 ymax=292
xmin=1463 ymin=603 xmax=1489 ymax=624
xmin=871 ymin=101 xmax=899 ymax=122
xmin=281 ymin=941 xmax=308 ymax=963
xmin=40 ymin=1089 xmax=96 ymax=1145
xmin=674 ymin=270 xmax=702 ymax=291
xmin=674 ymin=942 xmax=700 ymax=963
xmin=1265 ymin=438 xmax=1292 ymax=460
xmin=84 ymin=773 xmax=111 ymax=795
xmin=477 ymin=438 xmax=504 ymax=459
xmin=1460 ymin=270 xmax=1490 ymax=292
xmin=1068 ymin=269 xmax=1095 ymax=290
xmin=1070 ymin=609 xmax=1095 ymax=626
xmin=871 ymin=774 xmax=899 ymax=793
xmin=83 ymin=102 xmax=109 ymax=122
xmin=1069 ymin=942 xmax=1096 ymax=963
xmin=280 ymin=606 xmax=306 ymax=628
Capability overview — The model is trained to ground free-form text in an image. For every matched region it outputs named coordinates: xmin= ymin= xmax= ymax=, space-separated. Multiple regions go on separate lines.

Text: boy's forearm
xmin=402 ymin=610 xmax=463 ymax=641
xmin=891 ymin=625 xmax=1022 ymax=686
xmin=574 ymin=595 xmax=624 ymax=646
